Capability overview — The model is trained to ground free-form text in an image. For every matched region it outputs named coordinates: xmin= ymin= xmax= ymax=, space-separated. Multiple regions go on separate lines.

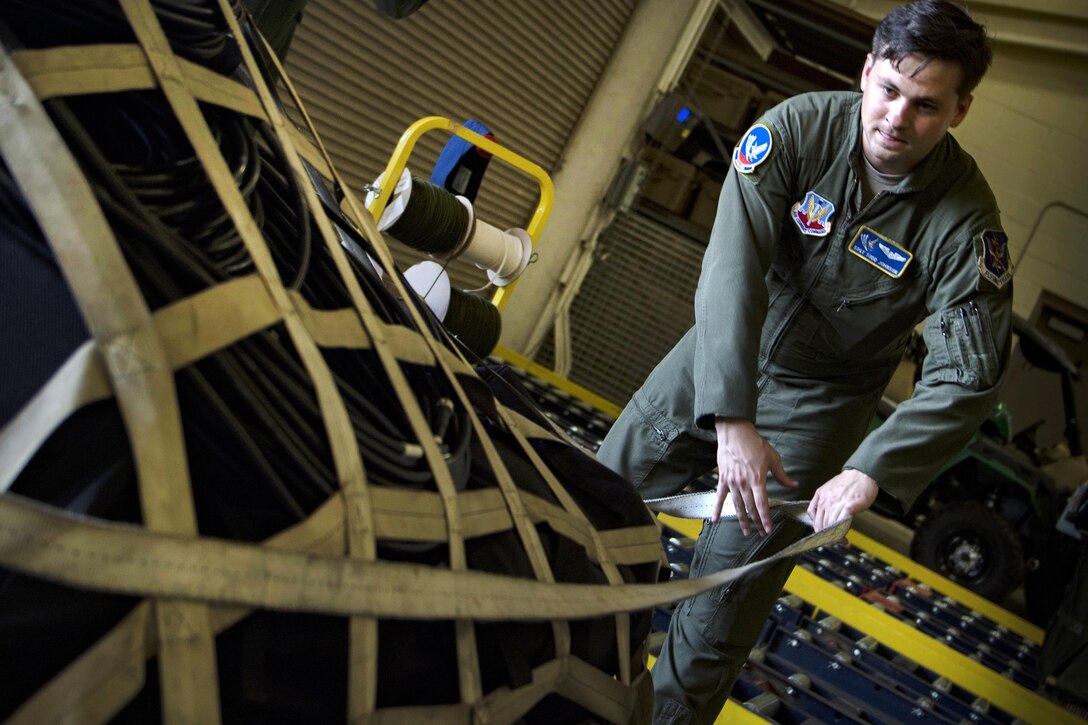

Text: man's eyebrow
xmin=881 ymin=76 xmax=944 ymax=107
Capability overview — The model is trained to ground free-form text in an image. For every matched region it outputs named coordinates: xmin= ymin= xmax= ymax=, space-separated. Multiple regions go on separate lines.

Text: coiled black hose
xmin=1 ymin=0 xmax=474 ymax=537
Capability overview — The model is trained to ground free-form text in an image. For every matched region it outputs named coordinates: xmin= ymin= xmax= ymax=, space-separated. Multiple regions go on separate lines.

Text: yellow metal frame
xmin=492 ymin=344 xmax=624 ymax=418
xmin=366 ymin=116 xmax=555 ymax=310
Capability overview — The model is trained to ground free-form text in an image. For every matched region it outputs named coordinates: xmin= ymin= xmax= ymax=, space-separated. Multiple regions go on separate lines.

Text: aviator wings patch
xmin=849 ymin=227 xmax=912 ymax=278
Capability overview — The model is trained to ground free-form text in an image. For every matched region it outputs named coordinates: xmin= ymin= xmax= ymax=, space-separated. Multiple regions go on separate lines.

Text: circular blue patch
xmin=733 ymin=124 xmax=773 ymax=174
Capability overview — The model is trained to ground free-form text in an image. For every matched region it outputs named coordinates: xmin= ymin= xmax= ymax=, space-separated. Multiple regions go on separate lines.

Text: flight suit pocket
xmin=621 ymin=391 xmax=680 ymax=491
xmin=924 ymin=301 xmax=1000 ymax=390
xmin=633 ymin=391 xmax=679 ymax=447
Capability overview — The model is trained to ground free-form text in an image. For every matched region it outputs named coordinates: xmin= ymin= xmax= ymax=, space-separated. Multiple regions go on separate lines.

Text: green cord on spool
xmin=386 ymin=177 xmax=470 ymax=255
xmin=444 ymin=288 xmax=502 ymax=359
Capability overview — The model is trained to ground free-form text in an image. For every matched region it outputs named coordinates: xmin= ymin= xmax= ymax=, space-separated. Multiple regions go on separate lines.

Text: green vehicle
xmin=886 ymin=314 xmax=1085 ymax=624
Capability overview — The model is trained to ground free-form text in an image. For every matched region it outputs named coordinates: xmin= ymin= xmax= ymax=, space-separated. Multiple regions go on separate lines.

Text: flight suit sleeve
xmin=692 ymin=119 xmax=795 ymax=430
xmin=845 ymin=226 xmax=1014 ymax=513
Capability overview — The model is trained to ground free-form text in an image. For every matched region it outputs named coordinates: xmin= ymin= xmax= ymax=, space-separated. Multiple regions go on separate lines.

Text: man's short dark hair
xmin=872 ymin=0 xmax=993 ymax=97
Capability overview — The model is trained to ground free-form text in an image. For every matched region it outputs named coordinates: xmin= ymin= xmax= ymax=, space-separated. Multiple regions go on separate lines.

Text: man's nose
xmin=886 ymin=99 xmax=910 ymax=127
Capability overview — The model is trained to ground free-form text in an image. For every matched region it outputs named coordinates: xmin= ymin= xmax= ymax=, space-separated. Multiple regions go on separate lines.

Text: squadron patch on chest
xmin=978 ymin=230 xmax=1012 ymax=289
xmin=732 ymin=124 xmax=772 ymax=174
xmin=848 ymin=227 xmax=912 ymax=278
xmin=791 ymin=191 xmax=836 ymax=236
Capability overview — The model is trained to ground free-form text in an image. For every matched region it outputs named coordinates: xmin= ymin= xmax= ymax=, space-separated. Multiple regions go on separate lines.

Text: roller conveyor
xmin=491 ymin=352 xmax=1082 ymax=724
xmin=798 ymin=545 xmax=1041 ymax=689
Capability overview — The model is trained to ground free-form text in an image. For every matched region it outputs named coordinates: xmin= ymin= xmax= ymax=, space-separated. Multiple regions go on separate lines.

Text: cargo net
xmin=0 ymin=1 xmax=665 ymax=722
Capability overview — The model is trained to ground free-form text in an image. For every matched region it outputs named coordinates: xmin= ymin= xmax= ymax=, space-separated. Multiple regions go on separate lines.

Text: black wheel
xmin=910 ymin=501 xmax=1025 ymax=603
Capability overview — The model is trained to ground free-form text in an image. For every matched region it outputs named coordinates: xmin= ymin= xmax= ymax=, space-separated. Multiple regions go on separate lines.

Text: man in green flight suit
xmin=596 ymin=1 xmax=1013 ymax=722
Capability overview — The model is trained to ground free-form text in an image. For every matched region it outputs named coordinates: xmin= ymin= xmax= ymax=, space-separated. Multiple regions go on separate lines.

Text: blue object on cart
xmin=430 ymin=118 xmax=494 ymax=203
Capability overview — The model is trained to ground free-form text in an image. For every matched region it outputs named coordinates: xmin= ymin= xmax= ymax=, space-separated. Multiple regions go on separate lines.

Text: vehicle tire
xmin=910 ymin=501 xmax=1025 ymax=603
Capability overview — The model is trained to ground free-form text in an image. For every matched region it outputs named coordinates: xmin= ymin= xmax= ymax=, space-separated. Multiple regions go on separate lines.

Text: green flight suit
xmin=597 ymin=90 xmax=1013 ymax=724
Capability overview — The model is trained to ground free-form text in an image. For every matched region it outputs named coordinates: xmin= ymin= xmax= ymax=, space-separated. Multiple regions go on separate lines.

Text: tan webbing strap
xmin=156 ymin=275 xmax=281 ymax=359
xmin=0 ymin=275 xmax=281 ymax=494
xmin=0 ymin=277 xmax=438 ymax=494
xmin=366 ymin=484 xmax=665 ymax=569
xmin=11 ymin=44 xmax=154 ymax=97
xmin=505 ymin=436 xmax=634 ymax=681
xmin=0 ymin=37 xmax=220 ymax=724
xmin=597 ymin=526 xmax=668 ymax=567
xmin=243 ymin=23 xmax=500 ymax=710
xmin=441 ymin=357 xmax=625 ymax=683
xmin=365 ymin=704 xmax=471 ymax=725
xmin=284 ymin=123 xmax=335 ymax=180
xmin=505 ymin=424 xmax=636 ymax=683
xmin=377 ymin=302 xmax=572 ymax=660
xmin=259 ymin=66 xmax=518 ymax=719
xmin=11 ymin=496 xmax=347 ymax=724
xmin=11 ymin=45 xmax=265 ymax=118
xmin=519 ymin=492 xmax=664 ymax=569
xmin=120 ymin=1 xmax=394 ymax=716
xmin=7 ymin=486 xmax=660 ymax=725
xmin=356 ymin=654 xmax=638 ymax=725
xmin=0 ymin=492 xmax=852 ymax=620
xmin=3 ymin=11 xmax=664 ymax=721
xmin=476 ymin=655 xmax=634 ymax=725
xmin=221 ymin=7 xmax=469 ymax=714
xmin=6 ymin=602 xmax=153 ymax=725
xmin=0 ymin=295 xmax=553 ymax=507
xmin=0 ymin=338 xmax=660 ymax=561
xmin=289 ymin=292 xmax=436 ymax=365
xmin=554 ymin=656 xmax=639 ymax=725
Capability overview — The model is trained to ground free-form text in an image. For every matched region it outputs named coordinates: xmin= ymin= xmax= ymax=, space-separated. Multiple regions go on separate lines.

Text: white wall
xmin=500 ymin=0 xmax=718 ymax=353
xmin=504 ymin=0 xmax=1088 ymax=357
xmin=957 ymin=46 xmax=1088 ymax=318
xmin=834 ymin=0 xmax=1088 ymax=318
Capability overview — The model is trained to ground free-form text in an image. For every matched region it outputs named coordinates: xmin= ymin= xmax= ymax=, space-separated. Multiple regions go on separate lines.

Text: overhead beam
xmin=829 ymin=0 xmax=1088 ymax=57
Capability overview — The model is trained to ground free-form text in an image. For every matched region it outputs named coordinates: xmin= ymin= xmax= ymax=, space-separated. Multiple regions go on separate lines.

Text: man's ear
xmin=860 ymin=53 xmax=874 ymax=89
xmin=950 ymin=93 xmax=973 ymax=128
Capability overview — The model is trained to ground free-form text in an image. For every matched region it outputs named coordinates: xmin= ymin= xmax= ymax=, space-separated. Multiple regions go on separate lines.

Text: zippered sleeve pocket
xmin=922 ymin=300 xmax=1000 ymax=390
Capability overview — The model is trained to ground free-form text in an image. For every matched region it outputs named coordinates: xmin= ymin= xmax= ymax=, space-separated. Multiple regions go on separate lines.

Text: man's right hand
xmin=713 ymin=418 xmax=797 ymax=535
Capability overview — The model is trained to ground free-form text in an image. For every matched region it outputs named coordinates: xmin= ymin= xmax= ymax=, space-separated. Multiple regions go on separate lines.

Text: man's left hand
xmin=807 ymin=469 xmax=878 ymax=531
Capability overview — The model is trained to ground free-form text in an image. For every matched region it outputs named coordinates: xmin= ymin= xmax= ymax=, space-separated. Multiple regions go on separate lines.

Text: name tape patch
xmin=733 ymin=124 xmax=772 ymax=174
xmin=848 ymin=227 xmax=912 ymax=278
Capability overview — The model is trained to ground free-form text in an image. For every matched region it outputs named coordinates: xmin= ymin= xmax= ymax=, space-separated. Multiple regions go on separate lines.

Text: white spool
xmin=449 ymin=195 xmax=475 ymax=254
xmin=403 ymin=260 xmax=451 ymax=321
xmin=366 ymin=167 xmax=413 ymax=232
xmin=461 ymin=220 xmax=532 ymax=287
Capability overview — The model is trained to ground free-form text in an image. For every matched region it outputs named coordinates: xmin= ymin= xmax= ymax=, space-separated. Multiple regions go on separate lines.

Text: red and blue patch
xmin=732 ymin=124 xmax=772 ymax=174
xmin=978 ymin=230 xmax=1012 ymax=289
xmin=790 ymin=191 xmax=836 ymax=236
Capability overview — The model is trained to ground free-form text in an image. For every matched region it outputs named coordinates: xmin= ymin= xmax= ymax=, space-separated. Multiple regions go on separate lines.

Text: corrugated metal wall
xmin=542 ymin=210 xmax=706 ymax=406
xmin=282 ymin=0 xmax=638 ymax=289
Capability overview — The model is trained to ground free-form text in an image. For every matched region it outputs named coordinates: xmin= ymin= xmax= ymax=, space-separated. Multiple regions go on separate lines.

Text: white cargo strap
xmin=645 ymin=491 xmax=815 ymax=528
